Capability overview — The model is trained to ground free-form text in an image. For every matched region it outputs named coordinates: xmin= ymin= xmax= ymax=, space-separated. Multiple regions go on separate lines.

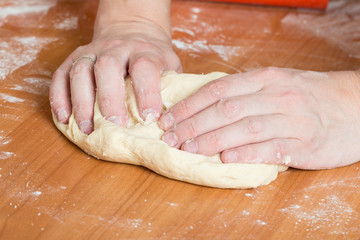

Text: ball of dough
xmin=53 ymin=71 xmax=286 ymax=188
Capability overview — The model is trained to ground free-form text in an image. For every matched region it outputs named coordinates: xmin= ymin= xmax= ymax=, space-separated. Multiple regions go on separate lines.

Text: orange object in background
xmin=199 ymin=0 xmax=328 ymax=9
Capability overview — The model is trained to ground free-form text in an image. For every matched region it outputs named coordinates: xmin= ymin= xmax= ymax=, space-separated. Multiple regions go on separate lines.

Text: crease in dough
xmin=53 ymin=71 xmax=287 ymax=188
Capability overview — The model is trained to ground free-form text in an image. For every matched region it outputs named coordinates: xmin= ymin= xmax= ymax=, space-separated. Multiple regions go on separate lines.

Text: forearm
xmin=93 ymin=0 xmax=172 ymax=39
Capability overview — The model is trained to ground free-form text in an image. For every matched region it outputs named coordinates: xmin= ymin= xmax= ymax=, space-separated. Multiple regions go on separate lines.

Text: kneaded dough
xmin=53 ymin=71 xmax=287 ymax=189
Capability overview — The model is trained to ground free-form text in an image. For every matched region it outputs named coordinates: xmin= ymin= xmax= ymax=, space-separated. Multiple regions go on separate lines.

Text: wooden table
xmin=1 ymin=0 xmax=359 ymax=239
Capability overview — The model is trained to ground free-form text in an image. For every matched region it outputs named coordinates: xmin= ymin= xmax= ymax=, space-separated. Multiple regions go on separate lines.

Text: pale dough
xmin=53 ymin=71 xmax=287 ymax=188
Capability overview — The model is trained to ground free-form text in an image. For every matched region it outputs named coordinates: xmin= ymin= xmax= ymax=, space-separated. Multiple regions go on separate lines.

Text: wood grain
xmin=0 ymin=0 xmax=359 ymax=239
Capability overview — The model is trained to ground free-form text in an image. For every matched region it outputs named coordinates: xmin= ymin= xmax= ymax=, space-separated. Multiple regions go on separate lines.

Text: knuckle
xmin=217 ymin=98 xmax=241 ymax=119
xmin=205 ymin=131 xmax=222 ymax=150
xmin=236 ymin=145 xmax=257 ymax=161
xmin=262 ymin=67 xmax=280 ymax=76
xmin=303 ymin=131 xmax=318 ymax=149
xmin=176 ymin=99 xmax=193 ymax=117
xmin=206 ymin=79 xmax=228 ymax=99
xmin=95 ymin=55 xmax=117 ymax=68
xmin=255 ymin=67 xmax=281 ymax=82
xmin=71 ymin=62 xmax=91 ymax=76
xmin=179 ymin=118 xmax=198 ymax=139
xmin=103 ymin=39 xmax=122 ymax=49
xmin=246 ymin=117 xmax=263 ymax=135
xmin=279 ymin=89 xmax=304 ymax=106
xmin=130 ymin=56 xmax=154 ymax=72
xmin=274 ymin=140 xmax=288 ymax=160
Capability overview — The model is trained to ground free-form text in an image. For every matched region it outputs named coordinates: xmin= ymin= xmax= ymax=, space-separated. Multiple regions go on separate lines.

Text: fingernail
xmin=56 ymin=109 xmax=69 ymax=123
xmin=182 ymin=140 xmax=198 ymax=154
xmin=159 ymin=112 xmax=174 ymax=130
xmin=106 ymin=116 xmax=123 ymax=126
xmin=142 ymin=109 xmax=160 ymax=122
xmin=162 ymin=132 xmax=178 ymax=147
xmin=79 ymin=120 xmax=93 ymax=135
xmin=223 ymin=151 xmax=239 ymax=163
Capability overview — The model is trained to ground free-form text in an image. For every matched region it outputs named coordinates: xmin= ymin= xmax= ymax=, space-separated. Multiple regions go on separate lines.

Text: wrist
xmin=92 ymin=21 xmax=172 ymax=47
xmin=93 ymin=0 xmax=171 ymax=40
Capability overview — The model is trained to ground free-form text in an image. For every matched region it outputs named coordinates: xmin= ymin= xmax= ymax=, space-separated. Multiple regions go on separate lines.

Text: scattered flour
xmin=166 ymin=202 xmax=179 ymax=207
xmin=8 ymin=77 xmax=50 ymax=96
xmin=281 ymin=0 xmax=360 ymax=58
xmin=256 ymin=219 xmax=267 ymax=225
xmin=31 ymin=191 xmax=42 ymax=197
xmin=0 ymin=36 xmax=57 ymax=80
xmin=0 ymin=0 xmax=56 ymax=28
xmin=53 ymin=16 xmax=79 ymax=30
xmin=279 ymin=194 xmax=359 ymax=234
xmin=172 ymin=39 xmax=243 ymax=62
xmin=0 ymin=151 xmax=15 ymax=159
xmin=0 ymin=93 xmax=25 ymax=103
xmin=0 ymin=131 xmax=12 ymax=145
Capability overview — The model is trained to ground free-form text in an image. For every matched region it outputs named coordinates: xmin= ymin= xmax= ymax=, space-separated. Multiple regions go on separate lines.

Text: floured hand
xmin=160 ymin=68 xmax=360 ymax=170
xmin=49 ymin=0 xmax=181 ymax=134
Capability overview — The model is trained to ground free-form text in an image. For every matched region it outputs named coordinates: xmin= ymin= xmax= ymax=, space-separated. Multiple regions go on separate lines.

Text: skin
xmin=159 ymin=68 xmax=360 ymax=169
xmin=50 ymin=0 xmax=360 ymax=170
xmin=49 ymin=0 xmax=181 ymax=134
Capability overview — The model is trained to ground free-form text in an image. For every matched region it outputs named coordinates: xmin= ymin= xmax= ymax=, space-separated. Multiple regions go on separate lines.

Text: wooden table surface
xmin=1 ymin=0 xmax=359 ymax=239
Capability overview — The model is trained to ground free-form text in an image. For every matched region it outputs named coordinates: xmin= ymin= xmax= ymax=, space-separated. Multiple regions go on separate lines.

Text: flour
xmin=281 ymin=0 xmax=360 ymax=58
xmin=280 ymin=195 xmax=358 ymax=234
xmin=172 ymin=39 xmax=243 ymax=62
xmin=0 ymin=93 xmax=25 ymax=103
xmin=166 ymin=202 xmax=179 ymax=207
xmin=0 ymin=37 xmax=57 ymax=80
xmin=0 ymin=130 xmax=12 ymax=145
xmin=0 ymin=0 xmax=56 ymax=27
xmin=8 ymin=77 xmax=50 ymax=96
xmin=0 ymin=151 xmax=15 ymax=159
xmin=31 ymin=191 xmax=42 ymax=197
xmin=0 ymin=3 xmax=55 ymax=19
xmin=53 ymin=16 xmax=79 ymax=30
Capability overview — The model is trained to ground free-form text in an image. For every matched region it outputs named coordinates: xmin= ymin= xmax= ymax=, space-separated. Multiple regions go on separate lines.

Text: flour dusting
xmin=0 ymin=151 xmax=15 ymax=159
xmin=0 ymin=0 xmax=56 ymax=26
xmin=280 ymin=194 xmax=359 ymax=234
xmin=281 ymin=0 xmax=360 ymax=58
xmin=0 ymin=131 xmax=12 ymax=145
xmin=0 ymin=37 xmax=57 ymax=80
xmin=8 ymin=77 xmax=50 ymax=96
xmin=0 ymin=93 xmax=25 ymax=103
xmin=53 ymin=16 xmax=79 ymax=30
xmin=172 ymin=39 xmax=243 ymax=62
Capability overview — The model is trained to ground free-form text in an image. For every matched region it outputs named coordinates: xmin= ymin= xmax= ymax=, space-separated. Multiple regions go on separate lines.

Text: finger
xmin=181 ymin=114 xmax=292 ymax=155
xmin=158 ymin=72 xmax=264 ymax=131
xmin=162 ymin=94 xmax=278 ymax=148
xmin=220 ymin=138 xmax=302 ymax=168
xmin=164 ymin=51 xmax=183 ymax=73
xmin=94 ymin=54 xmax=127 ymax=126
xmin=49 ymin=58 xmax=74 ymax=123
xmin=129 ymin=52 xmax=164 ymax=121
xmin=70 ymin=55 xmax=96 ymax=134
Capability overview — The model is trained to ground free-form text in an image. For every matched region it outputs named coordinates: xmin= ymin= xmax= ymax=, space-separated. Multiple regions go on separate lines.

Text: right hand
xmin=49 ymin=21 xmax=182 ymax=134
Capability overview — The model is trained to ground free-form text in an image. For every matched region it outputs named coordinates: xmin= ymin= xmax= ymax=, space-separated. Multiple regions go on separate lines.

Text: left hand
xmin=159 ymin=67 xmax=360 ymax=169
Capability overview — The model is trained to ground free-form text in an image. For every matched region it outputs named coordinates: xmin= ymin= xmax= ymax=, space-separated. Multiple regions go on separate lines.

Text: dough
xmin=53 ymin=71 xmax=287 ymax=188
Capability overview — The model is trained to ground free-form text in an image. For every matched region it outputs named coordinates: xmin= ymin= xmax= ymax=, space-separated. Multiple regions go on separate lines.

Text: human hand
xmin=50 ymin=21 xmax=182 ymax=134
xmin=159 ymin=68 xmax=360 ymax=169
